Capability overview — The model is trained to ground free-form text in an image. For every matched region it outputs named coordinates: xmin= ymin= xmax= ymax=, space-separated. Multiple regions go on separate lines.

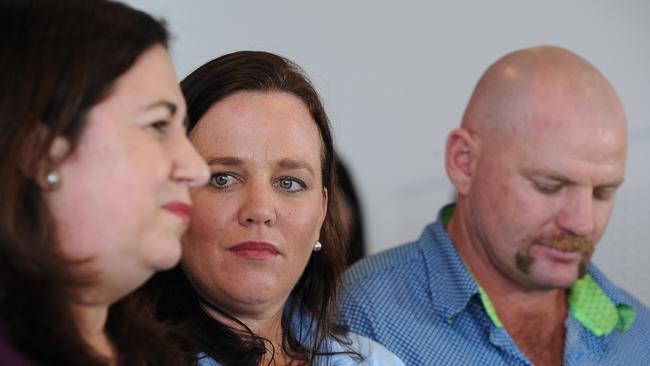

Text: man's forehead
xmin=479 ymin=76 xmax=628 ymax=153
xmin=466 ymin=46 xmax=627 ymax=142
xmin=496 ymin=122 xmax=628 ymax=187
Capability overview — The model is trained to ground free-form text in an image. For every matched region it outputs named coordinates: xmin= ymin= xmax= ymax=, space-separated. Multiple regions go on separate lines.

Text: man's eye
xmin=209 ymin=173 xmax=236 ymax=189
xmin=594 ymin=188 xmax=615 ymax=201
xmin=534 ymin=182 xmax=561 ymax=194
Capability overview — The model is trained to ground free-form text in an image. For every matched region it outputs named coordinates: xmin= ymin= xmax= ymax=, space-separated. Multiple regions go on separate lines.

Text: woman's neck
xmin=203 ymin=302 xmax=295 ymax=364
xmin=72 ymin=303 xmax=117 ymax=364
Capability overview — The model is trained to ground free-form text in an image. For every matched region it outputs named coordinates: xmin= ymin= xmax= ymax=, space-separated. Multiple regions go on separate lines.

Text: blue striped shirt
xmin=339 ymin=208 xmax=650 ymax=365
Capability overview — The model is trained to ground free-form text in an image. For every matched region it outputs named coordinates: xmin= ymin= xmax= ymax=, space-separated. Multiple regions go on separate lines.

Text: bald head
xmin=446 ymin=46 xmax=629 ymax=292
xmin=462 ymin=46 xmax=626 ymax=145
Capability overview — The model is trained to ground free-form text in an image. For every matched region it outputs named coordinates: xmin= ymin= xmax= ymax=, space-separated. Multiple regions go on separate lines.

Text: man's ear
xmin=445 ymin=127 xmax=479 ymax=196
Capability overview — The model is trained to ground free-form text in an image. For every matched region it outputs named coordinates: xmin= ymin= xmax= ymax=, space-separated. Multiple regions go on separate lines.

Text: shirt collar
xmin=426 ymin=204 xmax=636 ymax=336
xmin=418 ymin=204 xmax=481 ymax=324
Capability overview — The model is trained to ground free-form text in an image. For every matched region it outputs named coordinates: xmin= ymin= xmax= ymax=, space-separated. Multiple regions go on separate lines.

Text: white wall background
xmin=125 ymin=0 xmax=650 ymax=306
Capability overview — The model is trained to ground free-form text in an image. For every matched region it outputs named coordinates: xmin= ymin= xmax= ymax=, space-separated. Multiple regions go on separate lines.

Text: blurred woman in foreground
xmin=0 ymin=0 xmax=209 ymax=364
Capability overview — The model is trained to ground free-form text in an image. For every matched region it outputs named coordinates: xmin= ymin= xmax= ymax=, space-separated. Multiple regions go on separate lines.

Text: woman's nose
xmin=237 ymin=182 xmax=277 ymax=226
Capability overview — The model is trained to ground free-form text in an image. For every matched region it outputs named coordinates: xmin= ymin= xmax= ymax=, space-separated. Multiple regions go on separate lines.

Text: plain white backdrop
xmin=125 ymin=0 xmax=650 ymax=306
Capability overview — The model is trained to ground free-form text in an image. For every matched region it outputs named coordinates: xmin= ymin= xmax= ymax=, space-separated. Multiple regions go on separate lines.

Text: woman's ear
xmin=32 ymin=132 xmax=71 ymax=190
xmin=445 ymin=127 xmax=479 ymax=196
xmin=319 ymin=187 xmax=328 ymax=228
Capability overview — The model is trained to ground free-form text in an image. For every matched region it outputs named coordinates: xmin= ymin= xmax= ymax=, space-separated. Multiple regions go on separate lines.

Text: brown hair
xmin=0 ymin=0 xmax=184 ymax=364
xmin=143 ymin=51 xmax=353 ymax=365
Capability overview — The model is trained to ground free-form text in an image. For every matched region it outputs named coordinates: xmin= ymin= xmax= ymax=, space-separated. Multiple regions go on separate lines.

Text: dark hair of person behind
xmin=335 ymin=156 xmax=366 ymax=266
xmin=142 ymin=51 xmax=353 ymax=366
xmin=0 ymin=0 xmax=184 ymax=364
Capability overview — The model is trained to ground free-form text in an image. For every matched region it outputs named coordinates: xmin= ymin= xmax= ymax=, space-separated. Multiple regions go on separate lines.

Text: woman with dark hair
xmin=143 ymin=51 xmax=403 ymax=365
xmin=0 ymin=0 xmax=209 ymax=364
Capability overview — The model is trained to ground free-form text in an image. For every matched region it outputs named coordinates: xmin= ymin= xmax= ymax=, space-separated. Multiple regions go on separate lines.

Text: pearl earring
xmin=313 ymin=241 xmax=322 ymax=252
xmin=45 ymin=170 xmax=61 ymax=187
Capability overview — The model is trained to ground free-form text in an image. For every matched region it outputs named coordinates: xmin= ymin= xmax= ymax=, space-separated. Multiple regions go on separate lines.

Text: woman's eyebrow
xmin=278 ymin=159 xmax=314 ymax=175
xmin=144 ymin=100 xmax=177 ymax=117
xmin=206 ymin=156 xmax=243 ymax=166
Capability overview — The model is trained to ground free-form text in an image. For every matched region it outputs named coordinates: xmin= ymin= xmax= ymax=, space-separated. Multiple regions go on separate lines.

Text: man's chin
xmin=517 ymin=247 xmax=592 ymax=290
xmin=526 ymin=264 xmax=583 ymax=290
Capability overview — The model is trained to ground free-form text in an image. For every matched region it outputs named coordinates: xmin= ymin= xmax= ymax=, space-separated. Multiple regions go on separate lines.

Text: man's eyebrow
xmin=526 ymin=169 xmax=625 ymax=188
xmin=597 ymin=179 xmax=624 ymax=189
xmin=206 ymin=157 xmax=243 ymax=166
xmin=278 ymin=159 xmax=315 ymax=175
xmin=523 ymin=168 xmax=568 ymax=182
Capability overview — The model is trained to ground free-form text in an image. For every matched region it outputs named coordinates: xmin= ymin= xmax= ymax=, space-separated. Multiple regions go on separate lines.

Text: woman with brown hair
xmin=0 ymin=0 xmax=209 ymax=364
xmin=143 ymin=51 xmax=403 ymax=366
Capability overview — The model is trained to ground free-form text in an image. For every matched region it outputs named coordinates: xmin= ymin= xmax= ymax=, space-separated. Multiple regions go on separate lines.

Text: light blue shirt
xmin=196 ymin=310 xmax=404 ymax=366
xmin=339 ymin=206 xmax=650 ymax=365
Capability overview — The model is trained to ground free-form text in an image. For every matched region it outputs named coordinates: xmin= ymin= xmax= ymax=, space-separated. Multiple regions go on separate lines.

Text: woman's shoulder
xmin=0 ymin=330 xmax=40 ymax=366
xmin=335 ymin=332 xmax=404 ymax=366
xmin=194 ymin=335 xmax=405 ymax=366
xmin=195 ymin=353 xmax=221 ymax=366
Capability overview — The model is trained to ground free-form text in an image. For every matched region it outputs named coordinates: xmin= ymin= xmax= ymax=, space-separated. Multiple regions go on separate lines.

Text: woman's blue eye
xmin=209 ymin=173 xmax=235 ymax=189
xmin=277 ymin=177 xmax=305 ymax=193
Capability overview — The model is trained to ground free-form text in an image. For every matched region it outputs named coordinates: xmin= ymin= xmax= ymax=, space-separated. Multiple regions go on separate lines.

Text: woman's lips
xmin=163 ymin=202 xmax=191 ymax=225
xmin=228 ymin=241 xmax=280 ymax=260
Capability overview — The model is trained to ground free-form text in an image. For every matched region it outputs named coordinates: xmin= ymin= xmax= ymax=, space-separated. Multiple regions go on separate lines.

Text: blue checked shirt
xmin=339 ymin=207 xmax=650 ymax=365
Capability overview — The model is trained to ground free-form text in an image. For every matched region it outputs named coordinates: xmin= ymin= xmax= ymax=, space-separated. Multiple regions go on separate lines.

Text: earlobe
xmin=445 ymin=127 xmax=478 ymax=196
xmin=18 ymin=124 xmax=71 ymax=188
xmin=35 ymin=136 xmax=71 ymax=190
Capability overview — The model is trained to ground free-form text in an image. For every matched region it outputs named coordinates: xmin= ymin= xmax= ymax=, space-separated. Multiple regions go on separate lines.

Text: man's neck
xmin=494 ymin=290 xmax=567 ymax=366
xmin=447 ymin=206 xmax=566 ymax=366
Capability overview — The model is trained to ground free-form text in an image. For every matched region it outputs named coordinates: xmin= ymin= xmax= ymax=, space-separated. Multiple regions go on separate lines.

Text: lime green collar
xmin=477 ymin=277 xmax=635 ymax=336
xmin=441 ymin=204 xmax=635 ymax=336
xmin=568 ymin=274 xmax=635 ymax=335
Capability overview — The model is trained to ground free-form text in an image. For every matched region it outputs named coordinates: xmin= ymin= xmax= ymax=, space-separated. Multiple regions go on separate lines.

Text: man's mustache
xmin=539 ymin=235 xmax=594 ymax=255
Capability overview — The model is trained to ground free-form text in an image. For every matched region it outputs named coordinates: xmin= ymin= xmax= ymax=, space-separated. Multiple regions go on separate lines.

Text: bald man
xmin=339 ymin=46 xmax=650 ymax=365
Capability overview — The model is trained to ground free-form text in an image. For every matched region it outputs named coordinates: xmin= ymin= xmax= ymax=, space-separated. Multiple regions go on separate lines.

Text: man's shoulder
xmin=338 ymin=222 xmax=447 ymax=334
xmin=341 ymin=220 xmax=456 ymax=306
xmin=343 ymin=238 xmax=425 ymax=288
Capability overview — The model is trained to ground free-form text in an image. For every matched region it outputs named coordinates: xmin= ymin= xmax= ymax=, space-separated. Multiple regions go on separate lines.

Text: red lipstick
xmin=229 ymin=241 xmax=280 ymax=260
xmin=163 ymin=202 xmax=191 ymax=225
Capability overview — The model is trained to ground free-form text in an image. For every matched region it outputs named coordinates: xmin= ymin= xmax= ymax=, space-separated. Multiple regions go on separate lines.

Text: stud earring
xmin=45 ymin=170 xmax=61 ymax=187
xmin=313 ymin=241 xmax=322 ymax=252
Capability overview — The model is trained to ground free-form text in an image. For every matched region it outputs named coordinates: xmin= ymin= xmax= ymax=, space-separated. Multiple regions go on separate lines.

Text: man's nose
xmin=556 ymin=188 xmax=595 ymax=237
